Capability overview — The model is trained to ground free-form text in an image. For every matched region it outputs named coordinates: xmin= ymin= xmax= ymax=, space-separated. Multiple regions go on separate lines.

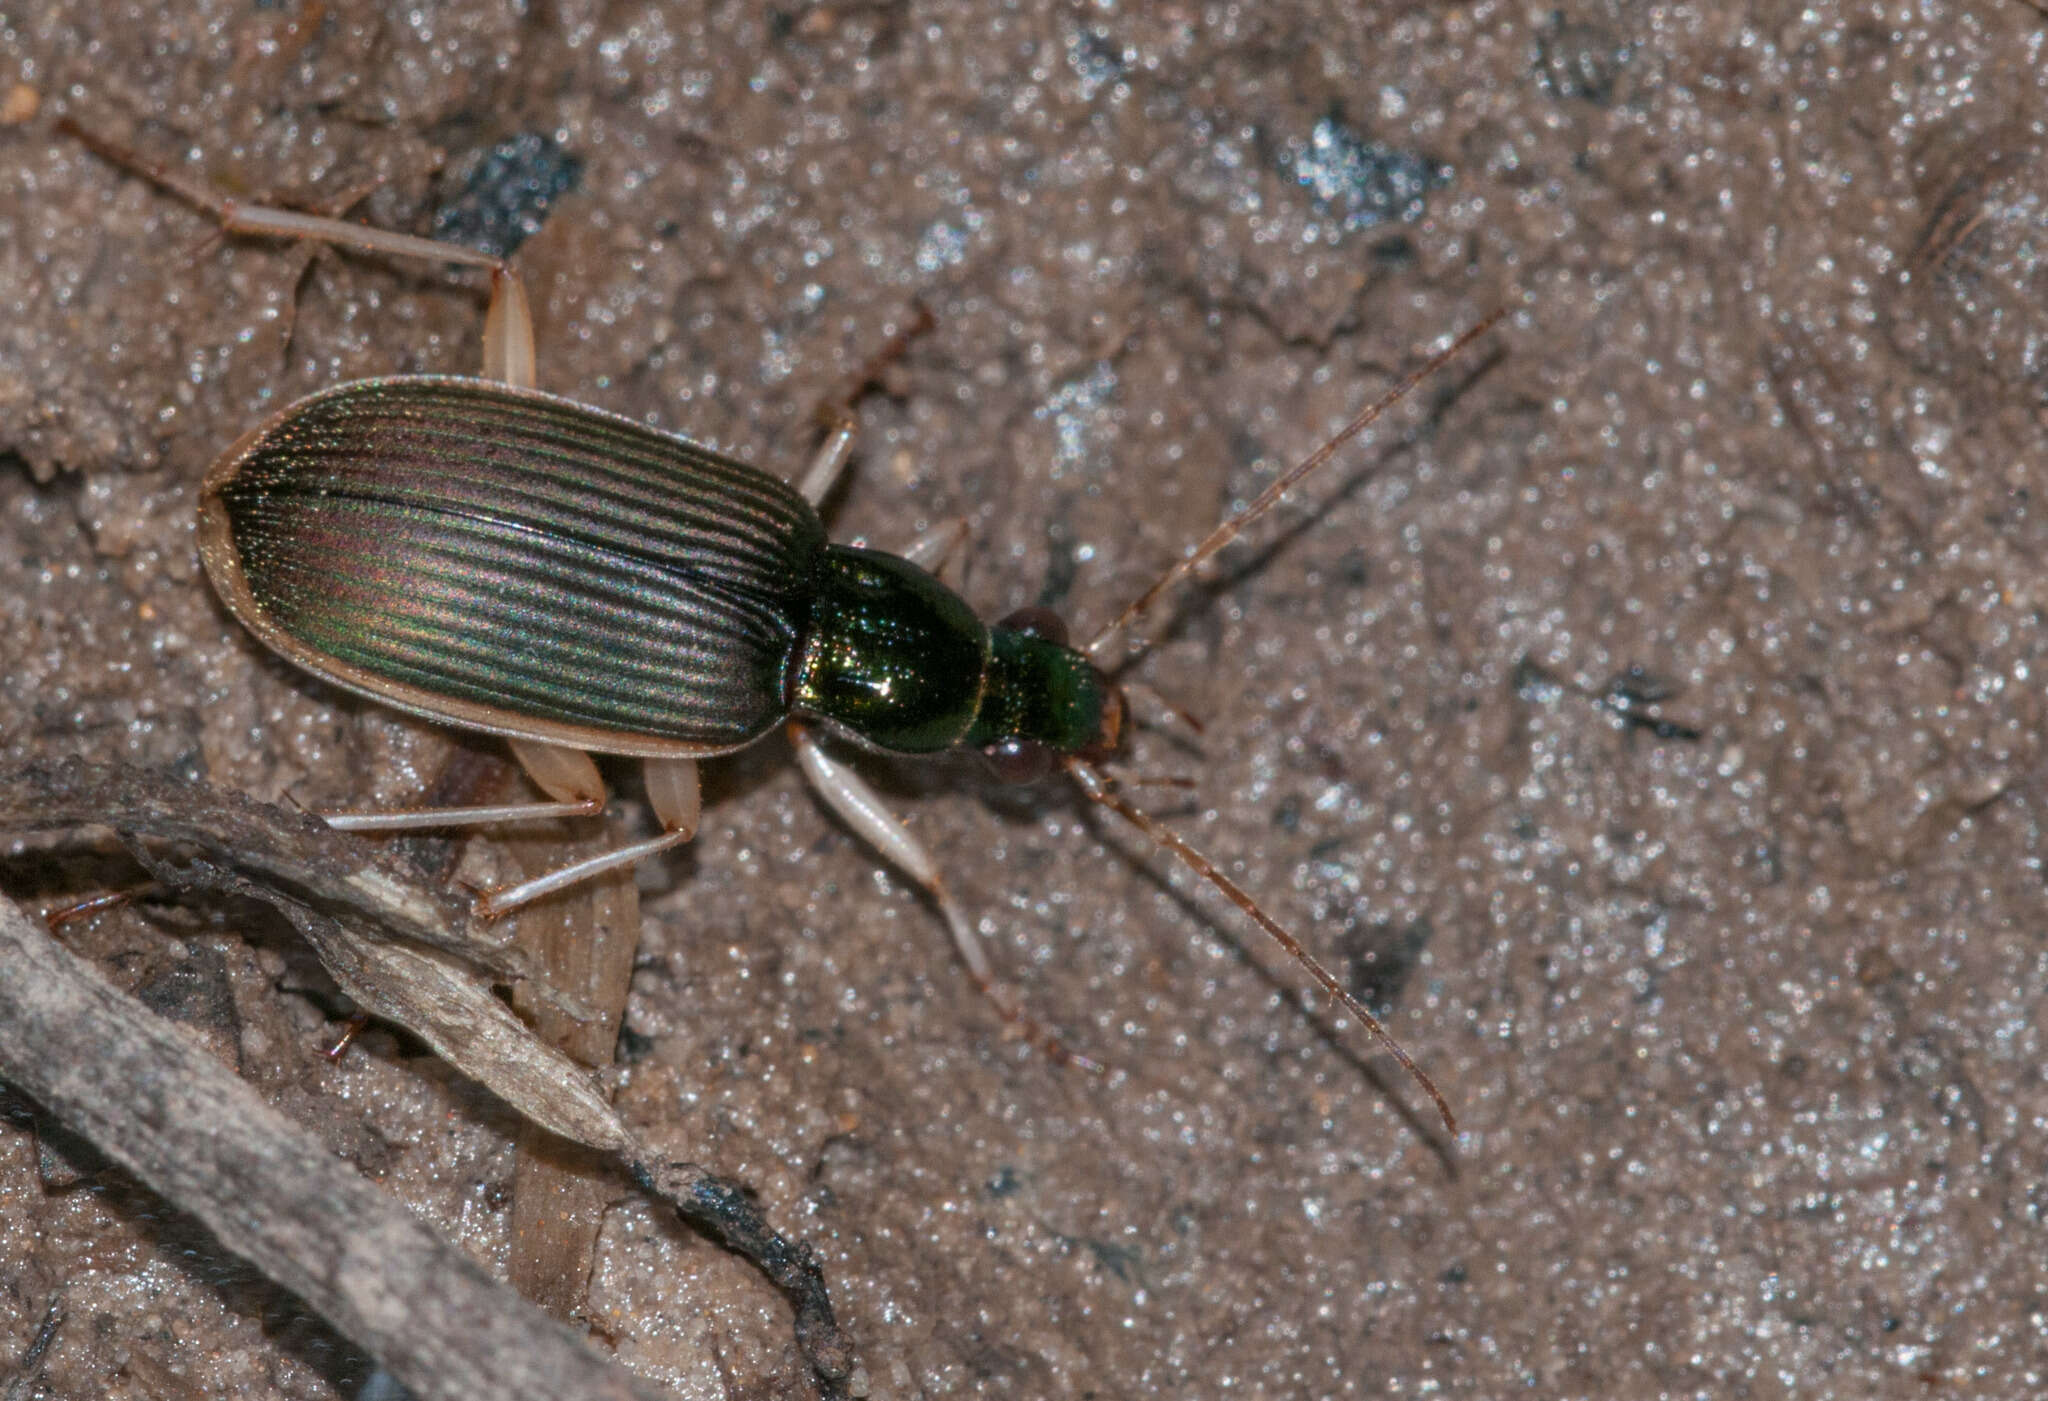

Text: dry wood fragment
xmin=0 ymin=758 xmax=856 ymax=1398
xmin=0 ymin=890 xmax=667 ymax=1401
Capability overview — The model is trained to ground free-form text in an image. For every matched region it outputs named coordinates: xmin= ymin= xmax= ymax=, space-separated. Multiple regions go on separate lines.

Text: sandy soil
xmin=5 ymin=2 xmax=2048 ymax=1396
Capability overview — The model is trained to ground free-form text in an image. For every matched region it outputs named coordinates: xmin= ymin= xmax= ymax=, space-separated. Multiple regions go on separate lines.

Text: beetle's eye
xmin=982 ymin=737 xmax=1056 ymax=784
xmin=995 ymin=606 xmax=1069 ymax=647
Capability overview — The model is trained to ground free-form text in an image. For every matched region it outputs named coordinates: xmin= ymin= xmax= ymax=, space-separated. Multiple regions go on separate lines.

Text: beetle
xmin=68 ymin=121 xmax=1497 ymax=1130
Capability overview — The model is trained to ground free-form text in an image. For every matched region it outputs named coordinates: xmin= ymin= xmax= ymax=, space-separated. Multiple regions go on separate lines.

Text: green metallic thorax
xmin=790 ymin=547 xmax=989 ymax=753
xmin=789 ymin=546 xmax=1112 ymax=757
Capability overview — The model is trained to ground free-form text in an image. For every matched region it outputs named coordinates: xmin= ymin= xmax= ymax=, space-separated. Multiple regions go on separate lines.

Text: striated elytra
xmin=201 ymin=375 xmax=1122 ymax=767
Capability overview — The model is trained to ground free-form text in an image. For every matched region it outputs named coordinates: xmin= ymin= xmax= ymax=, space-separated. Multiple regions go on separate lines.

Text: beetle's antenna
xmin=1064 ymin=758 xmax=1455 ymax=1133
xmin=1085 ymin=309 xmax=1506 ymax=663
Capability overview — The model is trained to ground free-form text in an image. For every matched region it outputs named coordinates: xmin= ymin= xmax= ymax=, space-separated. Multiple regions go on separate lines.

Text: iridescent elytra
xmin=74 ymin=121 xmax=1499 ymax=1129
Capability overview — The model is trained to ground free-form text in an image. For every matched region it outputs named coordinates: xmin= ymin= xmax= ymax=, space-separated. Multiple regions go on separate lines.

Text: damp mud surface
xmin=5 ymin=3 xmax=2048 ymax=1397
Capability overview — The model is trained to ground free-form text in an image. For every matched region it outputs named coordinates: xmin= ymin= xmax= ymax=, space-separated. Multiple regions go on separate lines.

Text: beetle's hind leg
xmin=318 ymin=742 xmax=699 ymax=918
xmin=470 ymin=746 xmax=700 ymax=918
xmin=788 ymin=722 xmax=1100 ymax=1071
xmin=61 ymin=118 xmax=534 ymax=388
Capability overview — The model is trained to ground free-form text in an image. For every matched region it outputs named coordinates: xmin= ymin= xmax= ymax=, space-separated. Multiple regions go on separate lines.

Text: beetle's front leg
xmin=787 ymin=721 xmax=1099 ymax=1071
xmin=802 ymin=431 xmax=971 ymax=582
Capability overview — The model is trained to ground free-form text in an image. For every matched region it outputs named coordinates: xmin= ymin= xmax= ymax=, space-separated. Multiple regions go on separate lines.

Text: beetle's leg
xmin=322 ymin=1013 xmax=372 ymax=1060
xmin=798 ymin=415 xmax=859 ymax=506
xmin=247 ymin=175 xmax=385 ymax=365
xmin=317 ymin=738 xmax=605 ymax=834
xmin=62 ymin=119 xmax=532 ymax=385
xmin=787 ymin=721 xmax=1101 ymax=1071
xmin=506 ymin=739 xmax=608 ymax=808
xmin=794 ymin=304 xmax=935 ymax=504
xmin=897 ymin=517 xmax=971 ymax=580
xmin=481 ymin=267 xmax=537 ymax=388
xmin=66 ymin=119 xmax=506 ymax=272
xmin=641 ymin=753 xmax=703 ymax=835
xmin=471 ymin=749 xmax=700 ymax=918
xmin=319 ymin=799 xmax=604 ymax=832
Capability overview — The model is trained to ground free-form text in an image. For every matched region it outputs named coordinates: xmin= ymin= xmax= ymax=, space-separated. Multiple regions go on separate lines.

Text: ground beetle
xmin=68 ymin=121 xmax=1498 ymax=1130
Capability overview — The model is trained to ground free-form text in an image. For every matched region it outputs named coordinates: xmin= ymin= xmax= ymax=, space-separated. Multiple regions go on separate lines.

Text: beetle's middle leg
xmin=898 ymin=518 xmax=972 ymax=581
xmin=787 ymin=722 xmax=1098 ymax=1071
xmin=795 ymin=303 xmax=938 ymax=505
xmin=797 ymin=417 xmax=859 ymax=506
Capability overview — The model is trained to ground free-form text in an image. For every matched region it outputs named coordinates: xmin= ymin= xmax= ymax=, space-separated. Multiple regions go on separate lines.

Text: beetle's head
xmin=971 ymin=607 xmax=1124 ymax=784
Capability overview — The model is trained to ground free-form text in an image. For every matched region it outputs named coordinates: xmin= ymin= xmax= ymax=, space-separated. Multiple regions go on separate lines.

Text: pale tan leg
xmin=319 ymin=797 xmax=603 ymax=833
xmin=472 ymin=749 xmax=700 ymax=917
xmin=63 ymin=119 xmax=530 ymax=384
xmin=787 ymin=721 xmax=1098 ymax=1070
xmin=482 ymin=267 xmax=536 ymax=388
xmin=898 ymin=517 xmax=971 ymax=580
xmin=798 ymin=416 xmax=859 ymax=506
xmin=641 ymin=753 xmax=702 ymax=834
xmin=796 ymin=303 xmax=935 ymax=504
xmin=507 ymin=739 xmax=607 ymax=807
xmin=318 ymin=738 xmax=606 ymax=833
xmin=318 ymin=742 xmax=696 ymax=915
